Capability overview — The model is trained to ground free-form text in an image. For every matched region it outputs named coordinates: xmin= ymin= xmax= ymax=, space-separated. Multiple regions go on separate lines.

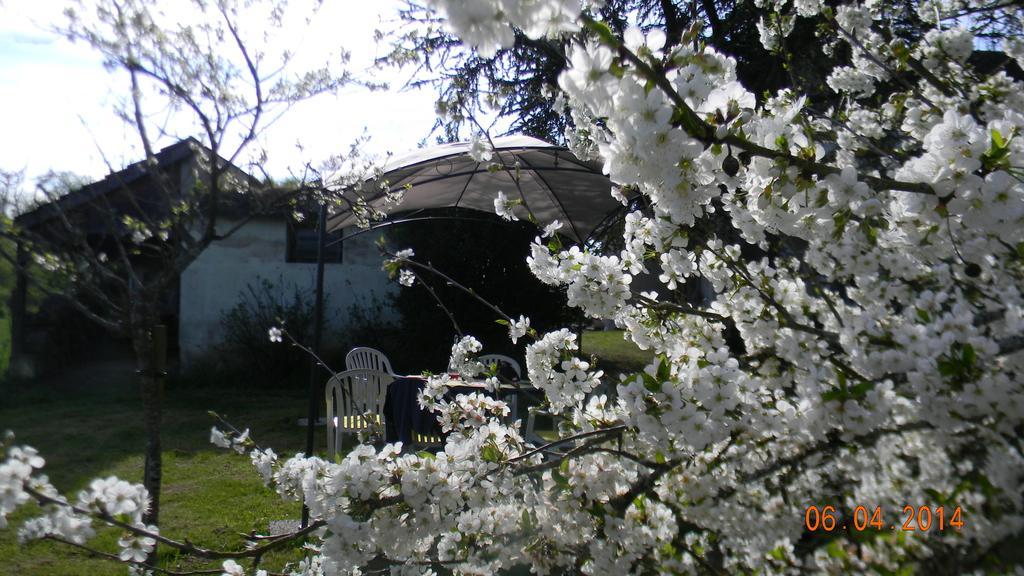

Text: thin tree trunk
xmin=9 ymin=241 xmax=27 ymax=373
xmin=132 ymin=308 xmax=163 ymax=529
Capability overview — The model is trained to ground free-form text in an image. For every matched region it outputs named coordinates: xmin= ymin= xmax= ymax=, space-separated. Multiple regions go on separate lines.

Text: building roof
xmin=15 ymin=138 xmax=206 ymax=231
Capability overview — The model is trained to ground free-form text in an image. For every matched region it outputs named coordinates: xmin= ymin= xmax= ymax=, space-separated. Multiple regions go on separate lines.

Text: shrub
xmin=217 ymin=276 xmax=320 ymax=387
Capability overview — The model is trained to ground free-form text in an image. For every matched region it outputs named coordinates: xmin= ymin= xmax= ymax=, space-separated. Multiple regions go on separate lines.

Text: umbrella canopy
xmin=327 ymin=135 xmax=624 ymax=243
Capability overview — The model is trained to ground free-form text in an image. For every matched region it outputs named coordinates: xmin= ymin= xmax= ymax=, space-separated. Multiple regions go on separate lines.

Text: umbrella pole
xmin=302 ymin=202 xmax=328 ymax=528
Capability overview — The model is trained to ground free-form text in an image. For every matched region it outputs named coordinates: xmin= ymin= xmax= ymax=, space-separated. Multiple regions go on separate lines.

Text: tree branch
xmin=25 ymin=487 xmax=324 ymax=561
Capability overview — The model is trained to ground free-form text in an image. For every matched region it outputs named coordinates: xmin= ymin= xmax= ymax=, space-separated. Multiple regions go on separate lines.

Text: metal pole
xmin=9 ymin=241 xmax=27 ymax=374
xmin=301 ymin=203 xmax=327 ymax=528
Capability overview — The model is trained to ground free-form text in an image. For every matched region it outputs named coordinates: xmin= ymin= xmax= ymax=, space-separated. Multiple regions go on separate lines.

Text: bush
xmin=216 ymin=276 xmax=320 ymax=387
xmin=320 ymin=290 xmax=408 ymax=371
xmin=193 ymin=279 xmax=402 ymax=387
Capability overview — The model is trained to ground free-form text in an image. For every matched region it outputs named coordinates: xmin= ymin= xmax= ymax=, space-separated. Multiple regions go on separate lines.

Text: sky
xmin=0 ymin=0 xmax=442 ymax=194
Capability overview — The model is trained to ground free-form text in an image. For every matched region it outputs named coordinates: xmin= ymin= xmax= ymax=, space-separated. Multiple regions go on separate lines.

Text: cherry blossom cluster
xmin=1 ymin=437 xmax=163 ymax=572
xmin=4 ymin=0 xmax=1024 ymax=574
xmin=423 ymin=0 xmax=583 ymax=58
xmin=373 ymin=0 xmax=1023 ymax=572
xmin=383 ymin=247 xmax=418 ymax=287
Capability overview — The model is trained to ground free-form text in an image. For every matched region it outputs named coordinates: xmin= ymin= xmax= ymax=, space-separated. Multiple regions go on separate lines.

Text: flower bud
xmin=722 ymin=154 xmax=740 ymax=177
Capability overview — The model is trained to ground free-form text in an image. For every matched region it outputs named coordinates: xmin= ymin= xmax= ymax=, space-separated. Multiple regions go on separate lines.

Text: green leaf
xmin=656 ymin=355 xmax=671 ymax=382
xmin=938 ymin=342 xmax=981 ymax=384
xmin=848 ymin=381 xmax=875 ymax=399
xmin=860 ymin=221 xmax=878 ymax=245
xmin=821 ymin=389 xmax=844 ymax=402
xmin=826 ymin=540 xmax=847 ymax=560
xmin=836 ymin=368 xmax=848 ymax=390
xmin=481 ymin=444 xmax=502 ymax=463
xmin=642 ymin=372 xmax=662 ymax=393
xmin=832 ymin=209 xmax=851 ymax=239
xmin=981 ymin=129 xmax=1013 ymax=171
xmin=915 ymin=308 xmax=931 ymax=323
xmin=822 ymin=368 xmax=874 ymax=401
xmin=937 ymin=357 xmax=957 ymax=377
xmin=924 ymin=488 xmax=946 ymax=505
xmin=961 ymin=342 xmax=976 ymax=368
xmin=991 ymin=128 xmax=1006 ymax=149
xmin=585 ymin=19 xmax=618 ymax=46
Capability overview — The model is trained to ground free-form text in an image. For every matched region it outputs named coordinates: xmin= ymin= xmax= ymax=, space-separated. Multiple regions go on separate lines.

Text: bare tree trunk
xmin=9 ymin=241 xmax=27 ymax=375
xmin=131 ymin=304 xmax=163 ymax=530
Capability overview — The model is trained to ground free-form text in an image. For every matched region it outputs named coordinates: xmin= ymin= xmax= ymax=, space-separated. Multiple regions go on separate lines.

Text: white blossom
xmin=468 ymin=132 xmax=493 ymax=162
xmin=541 ymin=219 xmax=563 ymax=238
xmin=493 ymin=190 xmax=520 ymax=221
xmin=508 ymin=315 xmax=530 ymax=344
xmin=210 ymin=427 xmax=231 ymax=449
xmin=4 ymin=2 xmax=1024 ymax=574
xmin=221 ymin=559 xmax=246 ymax=576
xmin=398 ymin=269 xmax=416 ymax=287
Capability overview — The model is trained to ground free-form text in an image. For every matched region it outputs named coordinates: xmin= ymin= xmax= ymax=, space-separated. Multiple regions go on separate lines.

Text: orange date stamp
xmin=804 ymin=505 xmax=964 ymax=532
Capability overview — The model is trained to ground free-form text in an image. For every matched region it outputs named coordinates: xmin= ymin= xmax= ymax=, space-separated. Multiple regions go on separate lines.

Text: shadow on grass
xmin=1 ymin=338 xmax=644 ymax=575
xmin=0 ymin=367 xmax=319 ymax=575
xmin=1 ymin=374 xmax=310 ymax=491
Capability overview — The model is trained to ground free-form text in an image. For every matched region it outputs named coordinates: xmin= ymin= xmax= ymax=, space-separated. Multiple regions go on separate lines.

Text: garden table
xmin=383 ymin=375 xmax=529 ymax=446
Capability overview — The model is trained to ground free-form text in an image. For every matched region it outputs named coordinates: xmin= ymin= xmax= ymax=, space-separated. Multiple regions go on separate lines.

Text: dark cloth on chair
xmin=384 ymin=377 xmax=500 ymax=445
xmin=384 ymin=377 xmax=443 ymax=445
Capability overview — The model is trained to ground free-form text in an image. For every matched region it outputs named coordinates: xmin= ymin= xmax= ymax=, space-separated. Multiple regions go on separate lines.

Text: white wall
xmin=178 ymin=217 xmax=396 ymax=365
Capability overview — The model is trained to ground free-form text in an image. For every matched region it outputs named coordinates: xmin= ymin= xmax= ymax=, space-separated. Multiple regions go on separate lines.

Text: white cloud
xmin=0 ymin=0 xmax=438 ymax=188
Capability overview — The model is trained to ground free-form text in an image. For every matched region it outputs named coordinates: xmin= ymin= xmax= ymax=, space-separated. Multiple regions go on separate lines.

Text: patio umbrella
xmin=325 ymin=135 xmax=626 ymax=243
xmin=301 ymin=137 xmax=628 ymax=524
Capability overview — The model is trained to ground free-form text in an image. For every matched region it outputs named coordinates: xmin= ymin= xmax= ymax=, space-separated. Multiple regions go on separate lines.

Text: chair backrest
xmin=479 ymin=353 xmax=522 ymax=379
xmin=325 ymin=368 xmax=394 ymax=456
xmin=345 ymin=347 xmax=394 ymax=375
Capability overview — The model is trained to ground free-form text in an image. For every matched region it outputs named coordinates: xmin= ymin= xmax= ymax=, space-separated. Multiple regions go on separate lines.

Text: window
xmin=286 ymin=220 xmax=342 ymax=263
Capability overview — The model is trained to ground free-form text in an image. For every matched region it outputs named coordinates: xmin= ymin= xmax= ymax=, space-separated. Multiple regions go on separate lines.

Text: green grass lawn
xmin=0 ymin=332 xmax=645 ymax=574
xmin=0 ymin=377 xmax=313 ymax=575
xmin=581 ymin=329 xmax=652 ymax=377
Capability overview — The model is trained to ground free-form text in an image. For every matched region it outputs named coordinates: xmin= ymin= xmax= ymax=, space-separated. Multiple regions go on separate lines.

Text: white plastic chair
xmin=325 ymin=368 xmax=394 ymax=457
xmin=525 ymin=408 xmax=551 ymax=445
xmin=479 ymin=353 xmax=523 ymax=426
xmin=479 ymin=354 xmax=522 ymax=379
xmin=345 ymin=347 xmax=395 ymax=375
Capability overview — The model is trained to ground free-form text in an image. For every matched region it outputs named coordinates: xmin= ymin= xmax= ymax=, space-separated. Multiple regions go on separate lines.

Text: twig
xmin=712 ymin=421 xmax=932 ymax=501
xmin=25 ymin=486 xmax=324 ymax=561
xmin=41 ymin=536 xmax=226 ymax=576
xmin=209 ymin=412 xmax=264 ymax=453
xmin=408 ymin=267 xmax=464 ymax=337
xmin=580 ymin=14 xmax=938 ymax=197
xmin=390 ymin=252 xmax=515 ymax=323
xmin=509 ymin=424 xmax=627 ymax=463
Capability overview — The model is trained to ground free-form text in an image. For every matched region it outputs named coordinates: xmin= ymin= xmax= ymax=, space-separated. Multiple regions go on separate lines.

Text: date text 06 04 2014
xmin=804 ymin=505 xmax=964 ymax=532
